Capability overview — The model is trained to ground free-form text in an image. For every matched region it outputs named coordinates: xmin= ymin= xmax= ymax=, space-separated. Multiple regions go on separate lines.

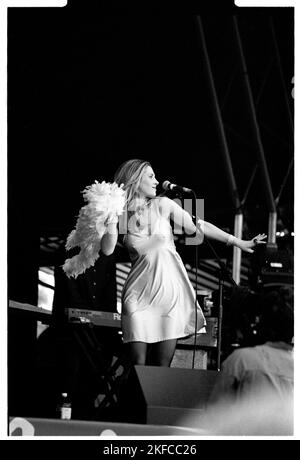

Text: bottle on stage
xmin=57 ymin=392 xmax=72 ymax=420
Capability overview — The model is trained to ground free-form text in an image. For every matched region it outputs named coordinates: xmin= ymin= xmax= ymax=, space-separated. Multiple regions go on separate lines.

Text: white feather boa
xmin=63 ymin=181 xmax=125 ymax=278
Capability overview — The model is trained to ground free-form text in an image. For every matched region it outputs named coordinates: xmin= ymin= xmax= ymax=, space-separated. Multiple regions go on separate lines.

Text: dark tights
xmin=126 ymin=339 xmax=177 ymax=367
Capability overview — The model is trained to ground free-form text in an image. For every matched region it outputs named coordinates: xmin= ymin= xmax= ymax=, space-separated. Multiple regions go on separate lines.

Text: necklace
xmin=136 ymin=198 xmax=151 ymax=215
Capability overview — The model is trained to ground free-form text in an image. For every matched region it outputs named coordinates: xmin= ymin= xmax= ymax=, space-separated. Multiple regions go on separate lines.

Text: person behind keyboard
xmin=34 ymin=250 xmax=122 ymax=421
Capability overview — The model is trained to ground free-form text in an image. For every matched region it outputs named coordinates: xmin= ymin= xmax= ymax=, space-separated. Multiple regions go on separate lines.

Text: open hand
xmin=237 ymin=233 xmax=267 ymax=253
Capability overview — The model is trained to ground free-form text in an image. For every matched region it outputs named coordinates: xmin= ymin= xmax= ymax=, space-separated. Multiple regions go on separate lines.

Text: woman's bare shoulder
xmin=157 ymin=195 xmax=173 ymax=206
xmin=157 ymin=195 xmax=172 ymax=211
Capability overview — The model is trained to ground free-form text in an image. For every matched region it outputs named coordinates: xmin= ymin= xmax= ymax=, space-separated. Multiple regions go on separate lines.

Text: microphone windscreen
xmin=162 ymin=181 xmax=171 ymax=191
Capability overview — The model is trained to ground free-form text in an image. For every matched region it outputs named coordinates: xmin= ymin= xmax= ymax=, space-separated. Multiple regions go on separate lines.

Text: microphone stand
xmin=189 ymin=190 xmax=236 ymax=371
xmin=170 ymin=190 xmax=237 ymax=371
xmin=172 ymin=190 xmax=199 ymax=369
xmin=201 ymin=236 xmax=238 ymax=371
xmin=191 ymin=192 xmax=200 ymax=370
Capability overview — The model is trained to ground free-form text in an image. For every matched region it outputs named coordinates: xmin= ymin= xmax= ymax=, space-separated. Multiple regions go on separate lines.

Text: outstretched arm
xmin=198 ymin=219 xmax=266 ymax=253
xmin=159 ymin=196 xmax=266 ymax=252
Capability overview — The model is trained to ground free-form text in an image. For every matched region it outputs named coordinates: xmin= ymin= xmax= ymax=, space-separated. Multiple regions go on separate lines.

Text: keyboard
xmin=65 ymin=308 xmax=121 ymax=329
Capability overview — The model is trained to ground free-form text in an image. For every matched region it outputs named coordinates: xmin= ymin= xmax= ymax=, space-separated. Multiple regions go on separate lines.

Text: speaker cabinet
xmin=120 ymin=365 xmax=219 ymax=427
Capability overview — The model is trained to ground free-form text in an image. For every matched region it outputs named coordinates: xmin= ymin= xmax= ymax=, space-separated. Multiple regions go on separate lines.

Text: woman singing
xmin=100 ymin=159 xmax=266 ymax=368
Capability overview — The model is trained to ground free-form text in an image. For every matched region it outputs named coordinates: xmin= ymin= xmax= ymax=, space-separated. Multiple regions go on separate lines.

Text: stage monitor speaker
xmin=121 ymin=365 xmax=219 ymax=428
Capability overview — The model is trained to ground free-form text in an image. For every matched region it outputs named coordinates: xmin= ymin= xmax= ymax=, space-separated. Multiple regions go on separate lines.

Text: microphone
xmin=162 ymin=180 xmax=193 ymax=194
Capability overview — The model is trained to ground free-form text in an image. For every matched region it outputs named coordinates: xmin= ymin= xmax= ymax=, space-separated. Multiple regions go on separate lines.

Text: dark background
xmin=7 ymin=0 xmax=294 ymax=420
xmin=8 ymin=1 xmax=294 ymax=300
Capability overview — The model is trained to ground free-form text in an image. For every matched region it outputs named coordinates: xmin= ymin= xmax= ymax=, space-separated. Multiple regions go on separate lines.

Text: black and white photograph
xmin=4 ymin=0 xmax=296 ymax=441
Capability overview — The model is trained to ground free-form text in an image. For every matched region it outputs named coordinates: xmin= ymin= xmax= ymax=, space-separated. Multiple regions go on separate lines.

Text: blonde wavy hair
xmin=114 ymin=159 xmax=151 ymax=208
